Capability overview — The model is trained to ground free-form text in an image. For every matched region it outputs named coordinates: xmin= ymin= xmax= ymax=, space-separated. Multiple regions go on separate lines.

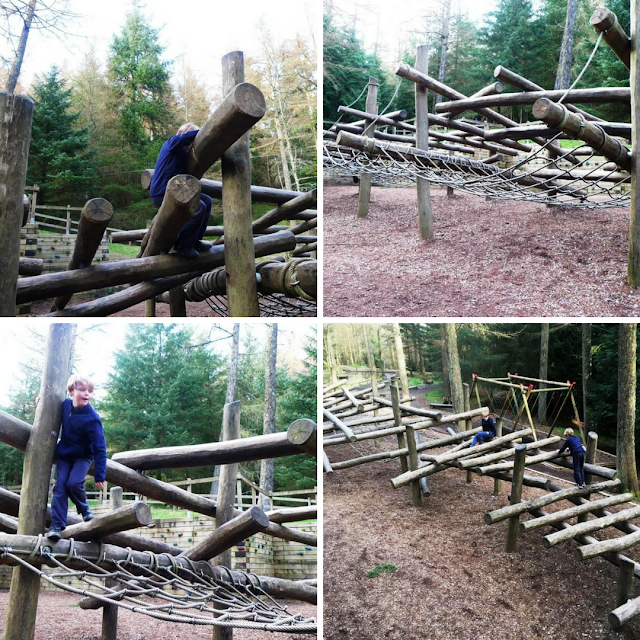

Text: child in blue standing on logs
xmin=47 ymin=375 xmax=107 ymax=542
xmin=149 ymin=123 xmax=213 ymax=259
xmin=471 ymin=414 xmax=497 ymax=446
xmin=558 ymin=427 xmax=586 ymax=487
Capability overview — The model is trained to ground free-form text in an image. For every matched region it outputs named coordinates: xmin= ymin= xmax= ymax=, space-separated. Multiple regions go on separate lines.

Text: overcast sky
xmin=3 ymin=0 xmax=318 ymax=93
xmin=0 ymin=320 xmax=315 ymax=406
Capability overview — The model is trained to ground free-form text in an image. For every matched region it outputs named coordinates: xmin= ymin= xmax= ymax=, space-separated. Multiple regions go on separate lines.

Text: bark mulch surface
xmin=324 ymin=442 xmax=640 ymax=640
xmin=323 ymin=185 xmax=640 ymax=317
xmin=0 ymin=591 xmax=316 ymax=639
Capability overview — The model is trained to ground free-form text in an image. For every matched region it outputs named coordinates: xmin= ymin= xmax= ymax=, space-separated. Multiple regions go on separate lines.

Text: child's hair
xmin=177 ymin=123 xmax=199 ymax=134
xmin=67 ymin=375 xmax=94 ymax=394
xmin=564 ymin=427 xmax=574 ymax=437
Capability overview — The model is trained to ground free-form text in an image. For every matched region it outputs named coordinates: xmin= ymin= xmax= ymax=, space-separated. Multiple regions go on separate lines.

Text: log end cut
xmin=167 ymin=174 xmax=201 ymax=206
xmin=287 ymin=419 xmax=317 ymax=455
xmin=233 ymin=82 xmax=267 ymax=118
xmin=83 ymin=198 xmax=114 ymax=224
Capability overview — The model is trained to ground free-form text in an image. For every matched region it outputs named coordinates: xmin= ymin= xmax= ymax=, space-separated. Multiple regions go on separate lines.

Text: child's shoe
xmin=82 ymin=507 xmax=94 ymax=522
xmin=174 ymin=244 xmax=199 ymax=259
xmin=194 ymin=240 xmax=213 ymax=251
xmin=46 ymin=527 xmax=62 ymax=542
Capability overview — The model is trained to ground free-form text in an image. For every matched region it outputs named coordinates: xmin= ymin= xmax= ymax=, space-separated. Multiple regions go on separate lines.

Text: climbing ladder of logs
xmin=0 ymin=50 xmax=317 ymax=318
xmin=323 ymin=375 xmax=640 ymax=631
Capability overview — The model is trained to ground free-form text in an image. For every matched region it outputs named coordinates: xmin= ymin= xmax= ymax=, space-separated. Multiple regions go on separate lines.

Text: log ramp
xmin=2 ymin=50 xmax=317 ymax=318
xmin=323 ymin=378 xmax=640 ymax=632
xmin=0 ymin=329 xmax=317 ymax=640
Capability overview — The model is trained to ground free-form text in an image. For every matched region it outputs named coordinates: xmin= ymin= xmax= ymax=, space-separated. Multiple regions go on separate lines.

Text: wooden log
xmin=17 ymin=231 xmax=295 ymax=307
xmin=546 ymin=455 xmax=617 ymax=479
xmin=628 ymin=0 xmax=640 ymax=287
xmin=0 ymin=532 xmax=317 ymax=605
xmin=493 ymin=417 xmax=504 ymax=496
xmin=111 ymin=420 xmax=316 ymax=470
xmin=4 ymin=324 xmax=72 ymax=640
xmin=22 ymin=194 xmax=30 ymax=227
xmin=184 ymin=83 xmax=265 ymax=179
xmin=520 ymin=493 xmax=634 ymax=533
xmin=483 ymin=154 xmax=504 ymax=165
xmin=578 ymin=431 xmax=599 ymax=524
xmin=532 ymin=98 xmax=631 ymax=169
xmin=591 ymin=8 xmax=631 ymax=70
xmin=406 ymin=425 xmax=422 ymax=506
xmin=18 ymin=257 xmax=43 ymax=276
xmin=50 ymin=198 xmax=115 ymax=311
xmin=493 ymin=65 xmax=603 ymax=122
xmin=291 ymin=242 xmax=316 ymax=256
xmin=289 ymin=217 xmax=317 ymax=235
xmin=220 ymin=52 xmax=259 ymax=317
xmin=372 ymin=396 xmax=442 ymax=419
xmin=477 ymin=449 xmax=570 ymax=475
xmin=141 ymin=169 xmax=303 ymax=204
xmin=341 ymin=386 xmax=364 ymax=412
xmin=323 ymin=450 xmax=334 ymax=473
xmin=323 ymin=409 xmax=357 ymax=442
xmin=390 ymin=382 xmax=408 ymax=474
xmin=357 ymin=76 xmax=379 ymax=218
xmin=577 ymin=528 xmax=640 ymax=561
xmin=456 ymin=435 xmax=561 ymax=469
xmin=484 ymin=479 xmax=622 ymax=525
xmin=415 ymin=44 xmax=433 ymax=239
xmin=0 ymin=92 xmax=33 ymax=317
xmin=140 ymin=175 xmax=201 ymax=257
xmin=111 ymin=224 xmax=288 ymax=244
xmin=60 ymin=502 xmax=152 ymax=542
xmin=544 ymin=504 xmax=640 ymax=548
xmin=506 ymin=444 xmax=527 ymax=552
xmin=611 ymin=560 xmax=640 ymax=629
xmin=213 ymin=190 xmax=317 ymax=245
xmin=169 ymin=285 xmax=187 ymax=317
xmin=180 ymin=506 xmax=270 ymax=561
xmin=440 ymin=81 xmax=504 ymax=118
xmin=266 ymin=506 xmax=317 ymax=524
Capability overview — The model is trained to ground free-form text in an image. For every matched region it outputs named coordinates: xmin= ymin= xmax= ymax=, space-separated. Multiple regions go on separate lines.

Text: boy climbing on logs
xmin=558 ymin=427 xmax=586 ymax=487
xmin=149 ymin=123 xmax=213 ymax=258
xmin=47 ymin=375 xmax=107 ymax=542
xmin=471 ymin=414 xmax=497 ymax=446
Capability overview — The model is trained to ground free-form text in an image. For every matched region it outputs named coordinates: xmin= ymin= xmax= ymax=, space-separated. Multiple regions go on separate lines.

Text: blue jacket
xmin=482 ymin=416 xmax=497 ymax=436
xmin=149 ymin=130 xmax=199 ymax=199
xmin=57 ymin=398 xmax=107 ymax=482
xmin=559 ymin=435 xmax=585 ymax=458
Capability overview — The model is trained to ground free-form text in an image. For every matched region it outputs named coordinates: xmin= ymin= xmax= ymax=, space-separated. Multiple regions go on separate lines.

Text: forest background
xmin=324 ymin=323 xmax=637 ymax=459
xmin=1 ymin=0 xmax=317 ymax=230
xmin=0 ymin=323 xmax=317 ymax=497
xmin=323 ymin=0 xmax=630 ymax=129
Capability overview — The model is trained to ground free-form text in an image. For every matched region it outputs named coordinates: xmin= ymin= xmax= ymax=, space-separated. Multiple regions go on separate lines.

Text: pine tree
xmin=27 ymin=66 xmax=97 ymax=204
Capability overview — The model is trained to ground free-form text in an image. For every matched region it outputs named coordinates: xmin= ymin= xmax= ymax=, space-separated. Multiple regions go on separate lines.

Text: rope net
xmin=2 ymin=545 xmax=316 ymax=634
xmin=200 ymin=292 xmax=316 ymax=317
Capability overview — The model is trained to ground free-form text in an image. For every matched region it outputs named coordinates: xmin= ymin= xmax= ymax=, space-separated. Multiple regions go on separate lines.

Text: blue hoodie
xmin=559 ymin=434 xmax=585 ymax=458
xmin=56 ymin=398 xmax=107 ymax=482
xmin=149 ymin=129 xmax=199 ymax=199
xmin=482 ymin=416 xmax=497 ymax=436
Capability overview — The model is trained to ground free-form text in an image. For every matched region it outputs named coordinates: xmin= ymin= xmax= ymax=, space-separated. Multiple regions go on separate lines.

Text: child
xmin=47 ymin=375 xmax=107 ymax=542
xmin=558 ymin=427 xmax=586 ymax=487
xmin=149 ymin=122 xmax=213 ymax=259
xmin=471 ymin=414 xmax=497 ymax=446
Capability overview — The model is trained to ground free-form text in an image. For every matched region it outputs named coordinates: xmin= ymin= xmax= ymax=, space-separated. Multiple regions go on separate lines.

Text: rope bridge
xmin=2 ymin=538 xmax=316 ymax=634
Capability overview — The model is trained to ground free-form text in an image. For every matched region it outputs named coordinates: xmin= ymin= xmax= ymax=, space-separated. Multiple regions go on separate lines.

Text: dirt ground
xmin=0 ymin=592 xmax=316 ymax=639
xmin=323 ymin=185 xmax=640 ymax=317
xmin=324 ymin=433 xmax=640 ymax=640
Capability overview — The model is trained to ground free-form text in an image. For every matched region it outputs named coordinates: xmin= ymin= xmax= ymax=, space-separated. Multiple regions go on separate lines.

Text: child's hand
xmin=95 ymin=482 xmax=105 ymax=490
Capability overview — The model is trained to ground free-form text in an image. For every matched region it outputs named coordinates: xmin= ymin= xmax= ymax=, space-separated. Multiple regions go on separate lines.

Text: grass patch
xmin=367 ymin=563 xmax=397 ymax=578
xmin=425 ymin=389 xmax=445 ymax=403
xmin=108 ymin=242 xmax=139 ymax=260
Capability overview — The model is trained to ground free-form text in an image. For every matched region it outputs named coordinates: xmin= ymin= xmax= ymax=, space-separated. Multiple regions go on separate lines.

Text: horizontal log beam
xmin=110 ymin=224 xmax=288 ymax=244
xmin=477 ymin=449 xmax=570 ymax=475
xmin=266 ymin=506 xmax=317 ymax=523
xmin=456 ymin=436 xmax=561 ymax=469
xmin=372 ymin=396 xmax=442 ymax=419
xmin=18 ymin=257 xmax=43 ymax=277
xmin=323 ymin=409 xmax=356 ymax=442
xmin=60 ymin=502 xmax=152 ymax=542
xmin=577 ymin=529 xmax=640 ymax=561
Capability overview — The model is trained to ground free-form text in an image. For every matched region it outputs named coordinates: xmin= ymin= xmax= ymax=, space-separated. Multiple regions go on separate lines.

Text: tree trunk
xmin=582 ymin=323 xmax=592 ymax=432
xmin=6 ymin=0 xmax=37 ymax=93
xmin=617 ymin=324 xmax=639 ymax=493
xmin=441 ymin=323 xmax=464 ymax=430
xmin=393 ymin=323 xmax=410 ymax=399
xmin=435 ymin=0 xmax=452 ymax=104
xmin=260 ymin=324 xmax=277 ymax=512
xmin=364 ymin=325 xmax=378 ymax=415
xmin=274 ymin=115 xmax=293 ymax=191
xmin=555 ymin=0 xmax=579 ymax=90
xmin=538 ymin=323 xmax=550 ymax=424
xmin=440 ymin=324 xmax=451 ymax=403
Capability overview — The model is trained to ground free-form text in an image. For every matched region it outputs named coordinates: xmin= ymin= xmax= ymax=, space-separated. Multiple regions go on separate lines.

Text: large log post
xmin=214 ymin=401 xmax=241 ymax=640
xmin=630 ymin=0 xmax=640 ymax=286
xmin=590 ymin=8 xmax=631 ymax=70
xmin=102 ymin=487 xmax=123 ymax=640
xmin=357 ymin=76 xmax=379 ymax=219
xmin=493 ymin=417 xmax=503 ymax=496
xmin=612 ymin=558 xmax=638 ymax=628
xmin=415 ymin=45 xmax=433 ymax=239
xmin=4 ymin=323 xmax=73 ymax=640
xmin=390 ymin=381 xmax=408 ymax=474
xmin=140 ymin=175 xmax=201 ymax=257
xmin=506 ymin=444 xmax=527 ymax=552
xmin=406 ymin=425 xmax=422 ymax=506
xmin=578 ymin=431 xmax=598 ymax=524
xmin=221 ymin=51 xmax=259 ymax=317
xmin=50 ymin=198 xmax=115 ymax=312
xmin=180 ymin=506 xmax=270 ymax=561
xmin=185 ymin=83 xmax=266 ymax=179
xmin=463 ymin=383 xmax=472 ymax=484
xmin=60 ymin=502 xmax=152 ymax=542
xmin=0 ymin=92 xmax=33 ymax=317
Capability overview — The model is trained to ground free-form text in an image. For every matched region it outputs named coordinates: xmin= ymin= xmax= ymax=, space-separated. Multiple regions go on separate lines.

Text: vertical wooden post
xmin=493 ymin=417 xmax=503 ymax=496
xmin=415 ymin=45 xmax=433 ymax=239
xmin=616 ymin=557 xmax=635 ymax=607
xmin=463 ymin=383 xmax=473 ymax=483
xmin=506 ymin=444 xmax=527 ymax=552
xmin=66 ymin=205 xmax=71 ymax=235
xmin=4 ymin=323 xmax=73 ymax=640
xmin=102 ymin=487 xmax=123 ymax=640
xmin=357 ymin=76 xmax=379 ymax=218
xmin=578 ymin=431 xmax=598 ymax=524
xmin=406 ymin=425 xmax=422 ymax=506
xmin=236 ymin=479 xmax=243 ymax=510
xmin=629 ymin=0 xmax=640 ymax=286
xmin=145 ymin=298 xmax=156 ymax=317
xmin=390 ymin=379 xmax=408 ymax=473
xmin=213 ymin=400 xmax=241 ymax=640
xmin=169 ymin=286 xmax=187 ymax=317
xmin=221 ymin=51 xmax=260 ymax=316
xmin=0 ymin=93 xmax=33 ymax=317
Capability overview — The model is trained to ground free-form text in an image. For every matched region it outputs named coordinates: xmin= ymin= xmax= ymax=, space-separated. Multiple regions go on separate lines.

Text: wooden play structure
xmin=323 ymin=374 xmax=640 ymax=631
xmin=323 ymin=5 xmax=640 ymax=287
xmin=0 ymin=325 xmax=317 ymax=639
xmin=0 ymin=51 xmax=317 ymax=317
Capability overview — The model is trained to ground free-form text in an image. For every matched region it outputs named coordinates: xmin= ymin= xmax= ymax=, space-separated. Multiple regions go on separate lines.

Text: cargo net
xmin=323 ymin=132 xmax=631 ymax=209
xmin=201 ymin=292 xmax=316 ymax=317
xmin=3 ymin=543 xmax=316 ymax=634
